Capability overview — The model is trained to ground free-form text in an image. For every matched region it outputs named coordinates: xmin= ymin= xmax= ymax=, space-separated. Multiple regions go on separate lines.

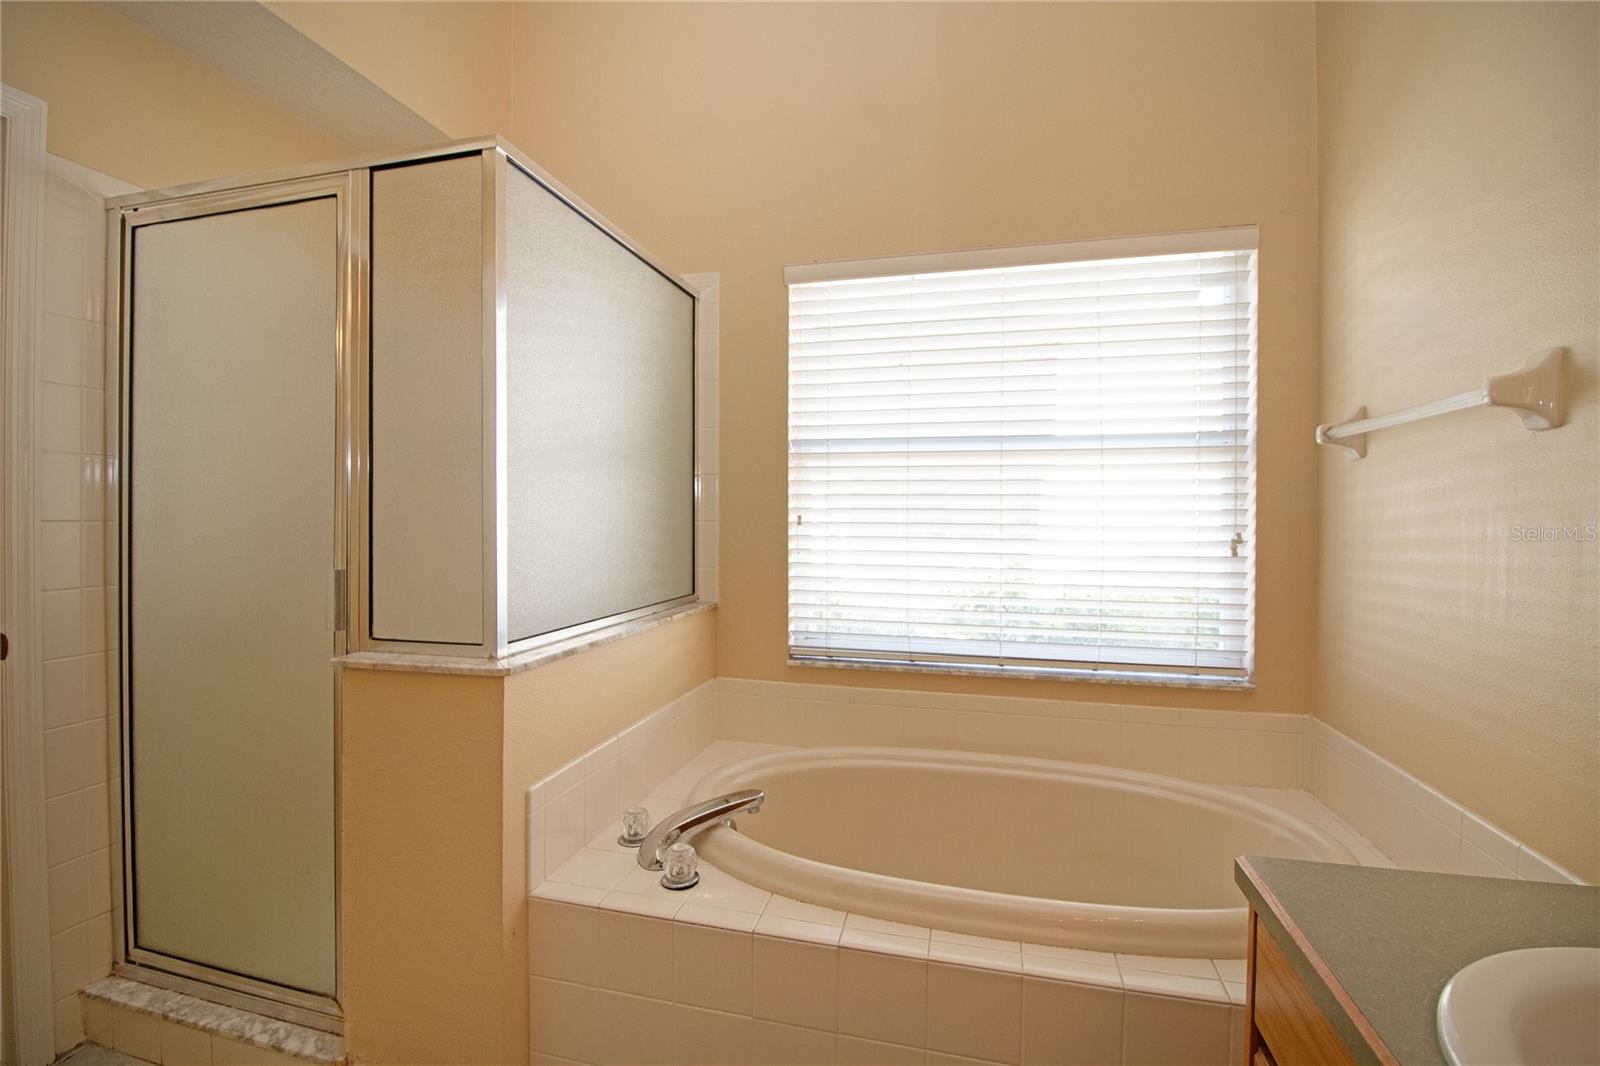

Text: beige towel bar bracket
xmin=1315 ymin=347 xmax=1567 ymax=460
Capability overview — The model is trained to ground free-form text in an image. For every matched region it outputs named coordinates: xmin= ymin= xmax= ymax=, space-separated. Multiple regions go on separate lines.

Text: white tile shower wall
xmin=40 ymin=154 xmax=137 ymax=1053
xmin=716 ymin=679 xmax=1309 ymax=788
xmin=1308 ymin=718 xmax=1586 ymax=885
xmin=681 ymin=272 xmax=719 ymax=604
xmin=527 ymin=679 xmax=719 ymax=886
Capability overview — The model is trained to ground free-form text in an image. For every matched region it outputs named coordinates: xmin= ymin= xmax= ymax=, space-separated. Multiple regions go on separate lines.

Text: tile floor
xmin=58 ymin=1045 xmax=150 ymax=1066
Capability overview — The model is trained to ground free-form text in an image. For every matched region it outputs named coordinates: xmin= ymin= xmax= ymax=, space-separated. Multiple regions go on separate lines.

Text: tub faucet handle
xmin=660 ymin=841 xmax=700 ymax=890
xmin=618 ymin=806 xmax=651 ymax=848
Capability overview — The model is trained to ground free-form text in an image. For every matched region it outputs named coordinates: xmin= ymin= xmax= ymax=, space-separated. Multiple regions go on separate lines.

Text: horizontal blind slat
xmin=787 ymin=244 xmax=1257 ymax=675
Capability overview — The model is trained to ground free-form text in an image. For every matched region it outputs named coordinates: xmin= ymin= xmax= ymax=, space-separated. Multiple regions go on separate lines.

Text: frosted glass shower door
xmin=125 ymin=194 xmax=338 ymax=999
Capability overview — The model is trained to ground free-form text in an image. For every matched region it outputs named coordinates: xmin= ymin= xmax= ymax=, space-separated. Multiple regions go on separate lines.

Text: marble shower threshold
xmin=81 ymin=977 xmax=342 ymax=1065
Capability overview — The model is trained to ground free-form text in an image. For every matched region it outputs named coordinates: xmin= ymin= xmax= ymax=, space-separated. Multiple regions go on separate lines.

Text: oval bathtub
xmin=690 ymin=746 xmax=1351 ymax=958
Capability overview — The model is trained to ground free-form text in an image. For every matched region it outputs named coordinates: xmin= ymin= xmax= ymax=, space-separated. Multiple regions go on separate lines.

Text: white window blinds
xmin=786 ymin=229 xmax=1257 ymax=681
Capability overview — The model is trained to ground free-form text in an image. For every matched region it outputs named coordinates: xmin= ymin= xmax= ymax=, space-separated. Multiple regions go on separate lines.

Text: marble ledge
xmin=788 ymin=655 xmax=1257 ymax=691
xmin=81 ymin=977 xmax=341 ymax=1064
xmin=336 ymin=599 xmax=716 ymax=677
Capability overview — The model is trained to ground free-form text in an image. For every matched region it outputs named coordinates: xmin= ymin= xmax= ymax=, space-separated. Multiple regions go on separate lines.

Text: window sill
xmin=787 ymin=654 xmax=1254 ymax=691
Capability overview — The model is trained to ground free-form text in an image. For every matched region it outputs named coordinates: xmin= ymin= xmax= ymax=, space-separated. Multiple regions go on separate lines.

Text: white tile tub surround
xmin=527 ymin=740 xmax=1391 ymax=1066
xmin=1307 ymin=719 xmax=1587 ymax=885
xmin=526 ymin=680 xmax=719 ymax=886
xmin=680 ymin=271 xmax=719 ymax=605
xmin=531 ymin=858 xmax=1247 ymax=1066
xmin=523 ymin=681 xmax=1588 ymax=1062
xmin=717 ymin=679 xmax=1309 ymax=789
xmin=709 ymin=678 xmax=1583 ymax=885
xmin=40 ymin=153 xmax=138 ymax=1054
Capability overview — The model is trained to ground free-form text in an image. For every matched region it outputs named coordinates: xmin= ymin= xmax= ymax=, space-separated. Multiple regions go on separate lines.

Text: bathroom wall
xmin=340 ymin=669 xmax=508 ymax=1065
xmin=261 ymin=1 xmax=515 ymax=139
xmin=0 ymin=2 xmax=349 ymax=190
xmin=503 ymin=613 xmax=720 ymax=803
xmin=507 ymin=1 xmax=1322 ymax=713
xmin=39 ymin=154 xmax=136 ymax=1055
xmin=336 ymin=611 xmax=717 ymax=1065
xmin=1315 ymin=2 xmax=1600 ymax=882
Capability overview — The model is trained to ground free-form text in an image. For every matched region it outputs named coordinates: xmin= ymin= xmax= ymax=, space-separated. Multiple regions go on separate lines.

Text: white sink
xmin=1437 ymin=946 xmax=1600 ymax=1066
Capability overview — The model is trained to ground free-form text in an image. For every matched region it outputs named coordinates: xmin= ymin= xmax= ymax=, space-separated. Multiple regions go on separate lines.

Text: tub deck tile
xmin=755 ymin=913 xmax=845 ymax=946
xmin=1114 ymin=953 xmax=1218 ymax=979
xmin=929 ymin=939 xmax=1023 ymax=973
xmin=598 ymin=890 xmax=682 ymax=920
xmin=1118 ymin=967 xmax=1229 ymax=1004
xmin=532 ymin=881 xmax=608 ymax=907
xmin=1019 ymin=953 xmax=1122 ymax=989
xmin=840 ymin=926 xmax=932 ymax=960
xmin=764 ymin=894 xmax=846 ymax=927
xmin=1211 ymin=957 xmax=1247 ymax=983
xmin=677 ymin=902 xmax=762 ymax=933
xmin=683 ymin=866 xmax=771 ymax=914
xmin=1020 ymin=943 xmax=1119 ymax=966
xmin=931 ymin=929 xmax=1022 ymax=952
xmin=845 ymin=913 xmax=932 ymax=941
xmin=546 ymin=847 xmax=636 ymax=891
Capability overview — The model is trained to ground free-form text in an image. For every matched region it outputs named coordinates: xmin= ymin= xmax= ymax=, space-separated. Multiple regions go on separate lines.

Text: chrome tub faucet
xmin=632 ymin=789 xmax=765 ymax=872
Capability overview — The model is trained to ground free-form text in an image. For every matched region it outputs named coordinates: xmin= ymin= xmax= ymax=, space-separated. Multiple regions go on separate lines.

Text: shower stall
xmin=105 ymin=138 xmax=700 ymax=1026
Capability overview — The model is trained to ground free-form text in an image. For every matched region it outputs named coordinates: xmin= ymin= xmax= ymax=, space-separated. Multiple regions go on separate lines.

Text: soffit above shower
xmin=107 ymin=0 xmax=443 ymax=152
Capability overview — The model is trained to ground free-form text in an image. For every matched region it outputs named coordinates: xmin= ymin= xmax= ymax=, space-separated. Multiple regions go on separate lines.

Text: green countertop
xmin=1235 ymin=856 xmax=1599 ymax=1066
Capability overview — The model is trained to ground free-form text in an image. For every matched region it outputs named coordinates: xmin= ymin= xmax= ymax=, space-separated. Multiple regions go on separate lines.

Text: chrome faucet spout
xmin=636 ymin=789 xmax=765 ymax=871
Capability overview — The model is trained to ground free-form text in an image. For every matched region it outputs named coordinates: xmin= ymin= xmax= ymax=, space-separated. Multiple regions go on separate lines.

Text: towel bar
xmin=1315 ymin=347 xmax=1566 ymax=459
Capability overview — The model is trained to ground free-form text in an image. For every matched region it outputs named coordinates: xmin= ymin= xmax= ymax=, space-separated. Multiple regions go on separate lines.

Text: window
xmin=786 ymin=228 xmax=1257 ymax=683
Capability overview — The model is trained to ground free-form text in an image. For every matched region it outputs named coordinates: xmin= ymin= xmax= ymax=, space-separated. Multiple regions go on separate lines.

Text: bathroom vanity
xmin=1234 ymin=856 xmax=1598 ymax=1066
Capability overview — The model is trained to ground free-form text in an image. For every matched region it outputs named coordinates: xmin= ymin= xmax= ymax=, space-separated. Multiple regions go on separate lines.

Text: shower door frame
xmin=106 ymin=167 xmax=367 ymax=1031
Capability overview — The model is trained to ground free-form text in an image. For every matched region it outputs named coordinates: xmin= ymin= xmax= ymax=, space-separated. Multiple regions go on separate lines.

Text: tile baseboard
xmin=717 ymin=677 xmax=1309 ymax=788
xmin=1307 ymin=718 xmax=1585 ymax=885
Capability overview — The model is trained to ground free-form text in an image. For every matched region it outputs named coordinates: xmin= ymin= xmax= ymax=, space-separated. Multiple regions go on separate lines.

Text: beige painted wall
xmin=341 ymin=669 xmax=507 ymax=1065
xmin=339 ymin=612 xmax=714 ymax=1065
xmin=1316 ymin=2 xmax=1599 ymax=881
xmin=503 ymin=610 xmax=718 ymax=791
xmin=509 ymin=1 xmax=1321 ymax=713
xmin=0 ymin=1 xmax=349 ymax=189
xmin=263 ymin=1 xmax=514 ymax=140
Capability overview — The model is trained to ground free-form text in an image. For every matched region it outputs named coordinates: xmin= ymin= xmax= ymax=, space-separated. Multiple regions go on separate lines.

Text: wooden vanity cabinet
xmin=1236 ymin=854 xmax=1590 ymax=1066
xmin=1243 ymin=913 xmax=1359 ymax=1066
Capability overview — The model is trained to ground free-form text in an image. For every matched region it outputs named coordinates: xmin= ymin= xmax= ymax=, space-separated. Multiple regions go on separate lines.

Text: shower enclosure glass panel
xmin=504 ymin=162 xmax=696 ymax=640
xmin=369 ymin=157 xmax=485 ymax=646
xmin=126 ymin=196 xmax=338 ymax=997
